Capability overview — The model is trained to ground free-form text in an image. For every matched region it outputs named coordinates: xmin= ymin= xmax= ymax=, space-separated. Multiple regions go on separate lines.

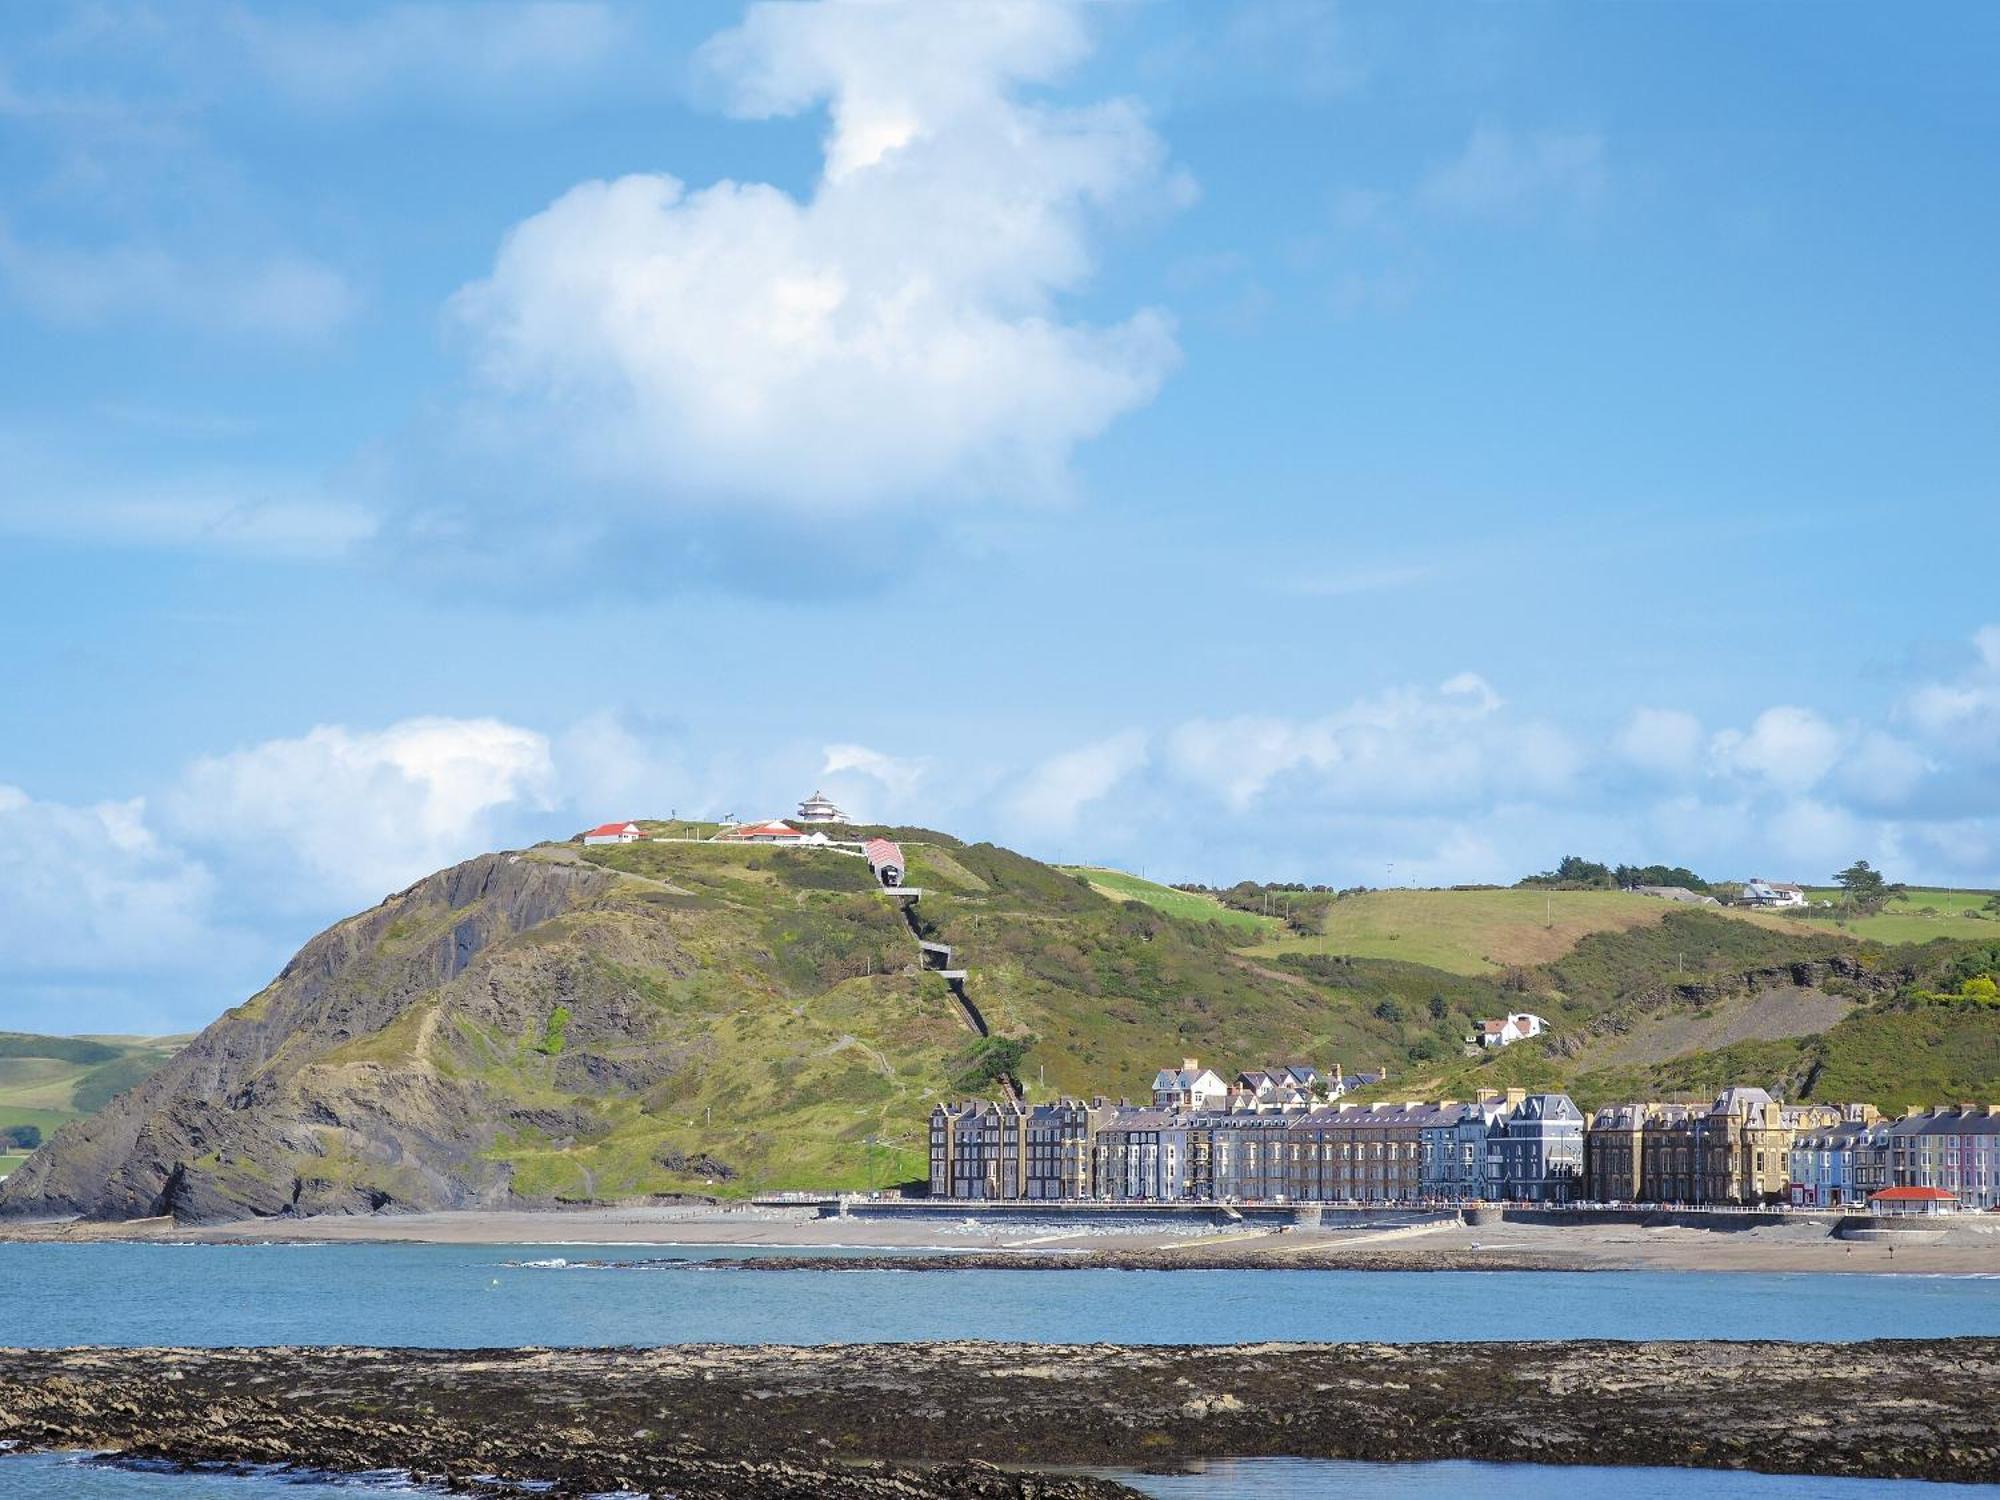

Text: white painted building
xmin=582 ymin=821 xmax=643 ymax=846
xmin=1477 ymin=1013 xmax=1548 ymax=1049
xmin=795 ymin=789 xmax=849 ymax=823
xmin=1742 ymin=879 xmax=1808 ymax=908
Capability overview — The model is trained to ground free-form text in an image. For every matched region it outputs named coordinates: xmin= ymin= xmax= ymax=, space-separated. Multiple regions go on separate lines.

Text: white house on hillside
xmin=1477 ymin=1013 xmax=1548 ymax=1049
xmin=582 ymin=821 xmax=643 ymax=846
xmin=1152 ymin=1059 xmax=1228 ymax=1110
xmin=1742 ymin=879 xmax=1808 ymax=908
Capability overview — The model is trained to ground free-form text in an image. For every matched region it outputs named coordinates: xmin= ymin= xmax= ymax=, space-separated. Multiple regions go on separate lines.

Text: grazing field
xmin=1243 ymin=887 xmax=1798 ymax=975
xmin=0 ymin=1033 xmax=184 ymax=1142
xmin=1790 ymin=886 xmax=1998 ymax=945
xmin=0 ymin=1153 xmax=25 ymax=1180
xmin=1058 ymin=866 xmax=1278 ymax=934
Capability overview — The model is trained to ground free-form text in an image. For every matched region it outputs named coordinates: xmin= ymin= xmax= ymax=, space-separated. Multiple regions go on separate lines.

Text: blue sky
xmin=3 ymin=1 xmax=1999 ymax=1032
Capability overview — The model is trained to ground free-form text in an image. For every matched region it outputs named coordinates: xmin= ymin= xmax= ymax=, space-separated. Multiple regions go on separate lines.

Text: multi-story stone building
xmin=1698 ymin=1088 xmax=1843 ymax=1205
xmin=1093 ymin=1106 xmax=1193 ymax=1201
xmin=1419 ymin=1092 xmax=1517 ymax=1201
xmin=1492 ymin=1093 xmax=1585 ymax=1202
xmin=1639 ymin=1104 xmax=1701 ymax=1203
xmin=1789 ymin=1114 xmax=1877 ymax=1207
xmin=1585 ymin=1102 xmax=1654 ymax=1203
xmin=929 ymin=1097 xmax=1109 ymax=1200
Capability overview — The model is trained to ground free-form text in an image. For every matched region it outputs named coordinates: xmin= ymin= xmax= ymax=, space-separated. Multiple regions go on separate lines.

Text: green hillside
xmin=1240 ymin=886 xmax=1799 ymax=974
xmin=1057 ymin=867 xmax=1276 ymax=934
xmin=0 ymin=1033 xmax=185 ymax=1143
xmin=5 ymin=831 xmax=1998 ymax=1224
xmin=1788 ymin=886 xmax=2000 ymax=944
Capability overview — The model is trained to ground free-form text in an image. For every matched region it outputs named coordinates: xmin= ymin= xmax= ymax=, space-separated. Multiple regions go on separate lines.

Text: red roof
xmin=721 ymin=819 xmax=798 ymax=838
xmin=585 ymin=821 xmax=639 ymax=837
xmin=864 ymin=837 xmax=903 ymax=867
xmin=1869 ymin=1186 xmax=1957 ymax=1202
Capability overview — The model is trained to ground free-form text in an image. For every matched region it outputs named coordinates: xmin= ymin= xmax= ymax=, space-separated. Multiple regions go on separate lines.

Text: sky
xmin=3 ymin=0 xmax=1999 ymax=1033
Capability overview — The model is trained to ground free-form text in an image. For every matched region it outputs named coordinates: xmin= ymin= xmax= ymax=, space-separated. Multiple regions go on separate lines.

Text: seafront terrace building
xmin=1869 ymin=1105 xmax=2000 ymax=1210
xmin=1493 ymin=1093 xmax=1586 ymax=1202
xmin=929 ymin=1098 xmax=1109 ymax=1200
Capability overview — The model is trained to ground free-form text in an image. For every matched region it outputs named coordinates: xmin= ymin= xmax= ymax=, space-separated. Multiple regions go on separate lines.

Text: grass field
xmin=0 ymin=1034 xmax=184 ymax=1142
xmin=0 ymin=1153 xmax=25 ymax=1180
xmin=1240 ymin=887 xmax=1798 ymax=975
xmin=1786 ymin=887 xmax=1999 ymax=945
xmin=1058 ymin=867 xmax=1278 ymax=934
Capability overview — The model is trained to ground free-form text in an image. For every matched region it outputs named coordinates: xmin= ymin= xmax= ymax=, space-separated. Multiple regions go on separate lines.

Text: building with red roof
xmin=582 ymin=821 xmax=643 ymax=846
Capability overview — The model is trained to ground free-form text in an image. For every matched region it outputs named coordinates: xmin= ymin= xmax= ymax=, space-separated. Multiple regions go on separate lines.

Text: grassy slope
xmin=1239 ymin=887 xmax=1798 ymax=975
xmin=0 ymin=1034 xmax=185 ymax=1141
xmin=1057 ymin=867 xmax=1277 ymax=935
xmin=1788 ymin=887 xmax=1999 ymax=944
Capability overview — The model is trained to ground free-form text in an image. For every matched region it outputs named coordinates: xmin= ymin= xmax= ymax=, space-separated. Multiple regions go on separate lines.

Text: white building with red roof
xmin=582 ymin=821 xmax=643 ymax=846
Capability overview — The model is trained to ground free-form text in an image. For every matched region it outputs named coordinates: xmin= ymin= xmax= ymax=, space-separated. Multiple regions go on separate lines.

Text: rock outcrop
xmin=2 ymin=1339 xmax=1995 ymax=1488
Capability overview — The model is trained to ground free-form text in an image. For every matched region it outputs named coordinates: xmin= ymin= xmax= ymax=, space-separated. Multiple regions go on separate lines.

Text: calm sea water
xmin=1 ymin=1246 xmax=1995 ymax=1499
xmin=0 ymin=1242 xmax=1995 ymax=1347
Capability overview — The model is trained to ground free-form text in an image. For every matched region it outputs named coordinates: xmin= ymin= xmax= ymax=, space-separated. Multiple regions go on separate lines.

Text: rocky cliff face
xmin=0 ymin=852 xmax=618 ymax=1223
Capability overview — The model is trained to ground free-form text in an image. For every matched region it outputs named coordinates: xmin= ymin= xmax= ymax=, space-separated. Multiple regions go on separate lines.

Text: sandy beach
xmin=6 ymin=1203 xmax=1997 ymax=1274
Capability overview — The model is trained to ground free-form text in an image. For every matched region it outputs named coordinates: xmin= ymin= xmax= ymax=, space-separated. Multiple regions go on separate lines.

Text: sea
xmin=2 ymin=1242 xmax=1996 ymax=1498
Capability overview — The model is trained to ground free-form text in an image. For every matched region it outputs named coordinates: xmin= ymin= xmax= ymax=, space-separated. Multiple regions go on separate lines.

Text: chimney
xmin=1182 ymin=1057 xmax=1200 ymax=1072
xmin=1505 ymin=1088 xmax=1528 ymax=1108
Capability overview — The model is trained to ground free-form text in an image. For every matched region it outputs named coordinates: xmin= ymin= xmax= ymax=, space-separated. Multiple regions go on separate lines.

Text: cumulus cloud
xmin=819 ymin=743 xmax=930 ymax=819
xmin=1709 ymin=705 xmax=1845 ymax=793
xmin=1905 ymin=624 xmax=2000 ymax=749
xmin=1007 ymin=730 xmax=1149 ymax=833
xmin=0 ymin=786 xmax=217 ymax=970
xmin=1163 ymin=672 xmax=1576 ymax=813
xmin=1614 ymin=707 xmax=1705 ymax=780
xmin=1419 ymin=124 xmax=1606 ymax=219
xmin=447 ymin=0 xmax=1182 ymax=516
xmin=169 ymin=718 xmax=557 ymax=904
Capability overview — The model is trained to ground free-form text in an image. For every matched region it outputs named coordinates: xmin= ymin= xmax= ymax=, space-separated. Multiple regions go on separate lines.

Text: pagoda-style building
xmin=796 ymin=789 xmax=848 ymax=824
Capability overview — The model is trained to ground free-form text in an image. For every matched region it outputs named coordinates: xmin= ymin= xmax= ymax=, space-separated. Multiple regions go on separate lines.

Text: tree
xmin=1 ymin=1124 xmax=40 ymax=1151
xmin=1427 ymin=993 xmax=1449 ymax=1021
xmin=1834 ymin=859 xmax=1890 ymax=914
xmin=1373 ymin=999 xmax=1404 ymax=1024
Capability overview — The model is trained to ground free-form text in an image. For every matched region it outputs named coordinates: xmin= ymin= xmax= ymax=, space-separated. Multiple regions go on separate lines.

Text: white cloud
xmin=447 ymin=0 xmax=1182 ymax=516
xmin=1163 ymin=672 xmax=1575 ymax=813
xmin=820 ymin=742 xmax=929 ymax=817
xmin=1007 ymin=729 xmax=1148 ymax=833
xmin=1418 ymin=123 xmax=1606 ymax=220
xmin=0 ymin=786 xmax=216 ymax=969
xmin=1904 ymin=623 xmax=2000 ymax=749
xmin=0 ymin=227 xmax=357 ymax=339
xmin=170 ymin=718 xmax=557 ymax=904
xmin=1709 ymin=705 xmax=1844 ymax=793
xmin=1615 ymin=706 xmax=1705 ymax=780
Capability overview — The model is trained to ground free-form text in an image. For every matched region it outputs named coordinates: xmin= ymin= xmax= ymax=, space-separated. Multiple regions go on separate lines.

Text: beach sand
xmin=7 ymin=1203 xmax=1997 ymax=1273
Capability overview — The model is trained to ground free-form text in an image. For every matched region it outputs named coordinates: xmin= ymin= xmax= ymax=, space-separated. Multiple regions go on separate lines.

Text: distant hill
xmin=3 ymin=830 xmax=1996 ymax=1223
xmin=0 ymin=1033 xmax=186 ymax=1142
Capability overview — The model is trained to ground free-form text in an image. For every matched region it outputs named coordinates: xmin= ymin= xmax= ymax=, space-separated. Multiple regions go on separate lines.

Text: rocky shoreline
xmin=4 ymin=1339 xmax=1997 ymax=1495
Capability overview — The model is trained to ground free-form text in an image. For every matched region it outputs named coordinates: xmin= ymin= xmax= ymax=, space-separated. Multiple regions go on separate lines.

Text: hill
xmin=0 ymin=1033 xmax=186 ymax=1145
xmin=3 ymin=831 xmax=1997 ymax=1224
xmin=1056 ymin=867 xmax=1276 ymax=934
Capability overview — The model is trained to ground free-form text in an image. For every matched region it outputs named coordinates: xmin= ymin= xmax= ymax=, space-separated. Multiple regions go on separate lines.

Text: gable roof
xmin=584 ymin=821 xmax=641 ymax=838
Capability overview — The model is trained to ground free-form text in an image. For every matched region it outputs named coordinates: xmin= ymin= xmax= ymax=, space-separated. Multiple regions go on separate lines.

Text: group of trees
xmin=0 ymin=1124 xmax=41 ymax=1151
xmin=1517 ymin=856 xmax=1711 ymax=893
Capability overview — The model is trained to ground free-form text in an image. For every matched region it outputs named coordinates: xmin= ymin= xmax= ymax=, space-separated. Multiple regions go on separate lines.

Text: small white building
xmin=1152 ymin=1058 xmax=1228 ymax=1111
xmin=715 ymin=819 xmax=825 ymax=845
xmin=796 ymin=790 xmax=849 ymax=824
xmin=1742 ymin=879 xmax=1808 ymax=908
xmin=582 ymin=821 xmax=643 ymax=846
xmin=1477 ymin=1013 xmax=1548 ymax=1049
